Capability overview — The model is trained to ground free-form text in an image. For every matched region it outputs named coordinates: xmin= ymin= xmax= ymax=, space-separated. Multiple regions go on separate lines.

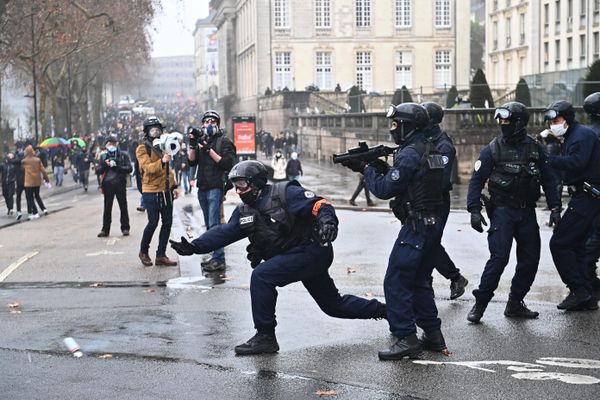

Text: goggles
xmin=232 ymin=179 xmax=250 ymax=190
xmin=202 ymin=118 xmax=218 ymax=125
xmin=543 ymin=109 xmax=559 ymax=120
xmin=493 ymin=108 xmax=511 ymax=120
xmin=386 ymin=105 xmax=396 ymax=118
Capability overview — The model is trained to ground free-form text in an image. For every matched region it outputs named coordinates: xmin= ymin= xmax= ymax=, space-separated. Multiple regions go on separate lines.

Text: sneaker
xmin=450 ymin=275 xmax=468 ymax=300
xmin=97 ymin=231 xmax=109 ymax=237
xmin=349 ymin=199 xmax=357 ymax=206
xmin=136 ymin=206 xmax=146 ymax=212
xmin=559 ymin=291 xmax=598 ymax=311
xmin=122 ymin=230 xmax=130 ymax=236
xmin=16 ymin=212 xmax=22 ymax=221
xmin=234 ymin=332 xmax=279 ymax=355
xmin=504 ymin=299 xmax=539 ymax=319
xmin=7 ymin=209 xmax=13 ymax=216
xmin=32 ymin=213 xmax=40 ymax=219
xmin=42 ymin=209 xmax=48 ymax=216
xmin=378 ymin=333 xmax=422 ymax=360
xmin=203 ymin=259 xmax=226 ymax=272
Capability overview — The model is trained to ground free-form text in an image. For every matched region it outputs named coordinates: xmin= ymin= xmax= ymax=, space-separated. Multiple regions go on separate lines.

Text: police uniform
xmin=187 ymin=181 xmax=385 ymax=334
xmin=584 ymin=118 xmax=600 ymax=290
xmin=467 ymin=135 xmax=560 ymax=308
xmin=548 ymin=121 xmax=600 ymax=304
xmin=364 ymin=131 xmax=445 ymax=347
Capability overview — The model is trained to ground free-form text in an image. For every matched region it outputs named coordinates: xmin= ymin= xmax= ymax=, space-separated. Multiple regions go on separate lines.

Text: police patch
xmin=304 ymin=191 xmax=315 ymax=198
xmin=442 ymin=156 xmax=449 ymax=165
xmin=474 ymin=160 xmax=482 ymax=171
xmin=239 ymin=216 xmax=254 ymax=224
xmin=391 ymin=169 xmax=400 ymax=181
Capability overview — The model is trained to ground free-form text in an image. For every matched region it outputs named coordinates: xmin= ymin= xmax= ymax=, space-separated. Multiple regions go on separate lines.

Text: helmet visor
xmin=544 ymin=109 xmax=559 ymax=120
xmin=494 ymin=108 xmax=511 ymax=120
xmin=386 ymin=105 xmax=396 ymax=118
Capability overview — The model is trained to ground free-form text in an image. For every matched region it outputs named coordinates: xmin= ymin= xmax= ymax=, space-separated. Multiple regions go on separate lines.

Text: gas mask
xmin=204 ymin=124 xmax=215 ymax=137
xmin=148 ymin=126 xmax=163 ymax=139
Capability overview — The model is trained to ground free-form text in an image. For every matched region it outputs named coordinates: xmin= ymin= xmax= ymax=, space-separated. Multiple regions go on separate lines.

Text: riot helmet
xmin=142 ymin=116 xmax=163 ymax=139
xmin=421 ymin=102 xmax=444 ymax=126
xmin=228 ymin=160 xmax=269 ymax=204
xmin=494 ymin=101 xmax=529 ymax=143
xmin=543 ymin=100 xmax=575 ymax=125
xmin=386 ymin=102 xmax=430 ymax=145
xmin=202 ymin=110 xmax=221 ymax=126
xmin=583 ymin=92 xmax=600 ymax=120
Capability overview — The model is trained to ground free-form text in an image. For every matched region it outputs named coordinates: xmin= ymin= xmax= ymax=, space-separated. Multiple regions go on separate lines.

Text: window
xmin=434 ymin=50 xmax=452 ymax=88
xmin=435 ymin=0 xmax=451 ymax=27
xmin=544 ymin=4 xmax=549 ymax=35
xmin=519 ymin=13 xmax=526 ymax=45
xmin=356 ymin=0 xmax=371 ymax=27
xmin=493 ymin=0 xmax=498 ymax=11
xmin=506 ymin=17 xmax=512 ymax=47
xmin=580 ymin=0 xmax=587 ymax=27
xmin=395 ymin=51 xmax=412 ymax=89
xmin=595 ymin=32 xmax=599 ymax=60
xmin=315 ymin=52 xmax=332 ymax=90
xmin=567 ymin=0 xmax=573 ymax=29
xmin=274 ymin=0 xmax=290 ymax=28
xmin=567 ymin=37 xmax=573 ymax=63
xmin=355 ymin=51 xmax=372 ymax=92
xmin=493 ymin=21 xmax=498 ymax=50
xmin=544 ymin=42 xmax=549 ymax=66
xmin=555 ymin=39 xmax=561 ymax=65
xmin=580 ymin=34 xmax=587 ymax=62
xmin=275 ymin=52 xmax=292 ymax=90
xmin=555 ymin=0 xmax=561 ymax=26
xmin=395 ymin=0 xmax=411 ymax=27
xmin=315 ymin=0 xmax=331 ymax=28
xmin=595 ymin=0 xmax=600 ymax=25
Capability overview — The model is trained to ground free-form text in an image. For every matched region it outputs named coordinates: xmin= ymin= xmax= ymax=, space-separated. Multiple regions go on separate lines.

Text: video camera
xmin=152 ymin=132 xmax=181 ymax=156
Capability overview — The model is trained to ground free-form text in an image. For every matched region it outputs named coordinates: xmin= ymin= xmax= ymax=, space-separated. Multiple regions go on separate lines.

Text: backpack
xmin=134 ymin=142 xmax=152 ymax=194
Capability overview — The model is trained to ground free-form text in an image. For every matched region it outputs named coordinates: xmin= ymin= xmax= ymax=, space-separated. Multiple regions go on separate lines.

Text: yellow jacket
xmin=136 ymin=144 xmax=176 ymax=193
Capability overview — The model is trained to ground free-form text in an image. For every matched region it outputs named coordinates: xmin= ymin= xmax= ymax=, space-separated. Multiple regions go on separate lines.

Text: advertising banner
xmin=232 ymin=116 xmax=256 ymax=157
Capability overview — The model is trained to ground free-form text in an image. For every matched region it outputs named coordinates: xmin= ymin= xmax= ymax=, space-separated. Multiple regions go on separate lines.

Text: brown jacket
xmin=21 ymin=146 xmax=49 ymax=188
xmin=136 ymin=144 xmax=176 ymax=193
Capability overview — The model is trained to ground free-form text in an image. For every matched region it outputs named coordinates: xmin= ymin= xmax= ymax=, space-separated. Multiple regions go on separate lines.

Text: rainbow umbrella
xmin=39 ymin=137 xmax=69 ymax=148
xmin=68 ymin=137 xmax=86 ymax=148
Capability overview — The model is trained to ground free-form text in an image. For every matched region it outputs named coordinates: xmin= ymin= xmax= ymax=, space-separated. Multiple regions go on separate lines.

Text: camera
xmin=152 ymin=133 xmax=181 ymax=156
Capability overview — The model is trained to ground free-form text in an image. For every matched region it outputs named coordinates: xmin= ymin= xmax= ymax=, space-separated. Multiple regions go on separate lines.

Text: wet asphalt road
xmin=0 ymin=160 xmax=599 ymax=399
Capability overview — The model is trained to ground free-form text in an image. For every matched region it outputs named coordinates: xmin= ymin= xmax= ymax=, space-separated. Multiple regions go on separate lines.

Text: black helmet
xmin=228 ymin=160 xmax=268 ymax=189
xmin=543 ymin=100 xmax=575 ymax=124
xmin=202 ymin=110 xmax=221 ymax=125
xmin=386 ymin=102 xmax=429 ymax=145
xmin=494 ymin=101 xmax=530 ymax=125
xmin=583 ymin=92 xmax=600 ymax=118
xmin=142 ymin=116 xmax=163 ymax=138
xmin=421 ymin=102 xmax=444 ymax=125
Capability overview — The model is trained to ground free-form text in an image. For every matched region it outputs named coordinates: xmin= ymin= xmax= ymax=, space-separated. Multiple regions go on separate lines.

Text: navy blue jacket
xmin=548 ymin=121 xmax=600 ymax=186
xmin=190 ymin=184 xmax=337 ymax=253
xmin=429 ymin=125 xmax=456 ymax=193
xmin=467 ymin=135 xmax=560 ymax=212
xmin=363 ymin=132 xmax=428 ymax=200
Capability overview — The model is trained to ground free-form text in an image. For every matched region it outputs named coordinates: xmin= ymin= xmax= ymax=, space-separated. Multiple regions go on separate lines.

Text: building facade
xmin=209 ymin=0 xmax=470 ymax=128
xmin=193 ymin=12 xmax=220 ymax=109
xmin=139 ymin=56 xmax=195 ymax=102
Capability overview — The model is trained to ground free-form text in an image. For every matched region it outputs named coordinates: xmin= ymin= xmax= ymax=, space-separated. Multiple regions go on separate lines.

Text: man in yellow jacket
xmin=136 ymin=117 xmax=180 ymax=266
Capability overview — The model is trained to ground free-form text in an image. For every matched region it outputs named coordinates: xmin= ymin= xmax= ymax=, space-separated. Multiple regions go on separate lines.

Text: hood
xmin=24 ymin=145 xmax=35 ymax=157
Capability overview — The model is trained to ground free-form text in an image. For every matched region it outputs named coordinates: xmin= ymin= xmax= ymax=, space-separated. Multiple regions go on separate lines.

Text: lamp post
xmin=30 ymin=11 xmax=39 ymax=145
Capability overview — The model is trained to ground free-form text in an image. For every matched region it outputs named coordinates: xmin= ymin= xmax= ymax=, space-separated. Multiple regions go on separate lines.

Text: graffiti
xmin=413 ymin=357 xmax=600 ymax=385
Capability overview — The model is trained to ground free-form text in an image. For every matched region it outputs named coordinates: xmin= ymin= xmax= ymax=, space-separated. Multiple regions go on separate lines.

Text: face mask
xmin=276 ymin=153 xmax=281 ymax=158
xmin=550 ymin=122 xmax=567 ymax=137
xmin=291 ymin=153 xmax=297 ymax=160
xmin=240 ymin=188 xmax=260 ymax=204
xmin=106 ymin=145 xmax=117 ymax=153
xmin=390 ymin=121 xmax=415 ymax=145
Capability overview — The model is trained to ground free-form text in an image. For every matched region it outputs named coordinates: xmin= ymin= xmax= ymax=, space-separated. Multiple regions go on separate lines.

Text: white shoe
xmin=16 ymin=212 xmax=22 ymax=220
xmin=32 ymin=213 xmax=40 ymax=219
xmin=42 ymin=209 xmax=48 ymax=215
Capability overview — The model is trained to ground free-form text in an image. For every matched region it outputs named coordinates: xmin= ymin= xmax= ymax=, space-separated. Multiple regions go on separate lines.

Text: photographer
xmin=137 ymin=117 xmax=179 ymax=267
xmin=96 ymin=135 xmax=132 ymax=237
xmin=187 ymin=110 xmax=236 ymax=272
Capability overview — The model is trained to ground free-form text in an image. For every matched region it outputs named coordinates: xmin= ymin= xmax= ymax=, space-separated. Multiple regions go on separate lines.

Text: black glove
xmin=246 ymin=243 xmax=262 ymax=268
xmin=317 ymin=221 xmax=338 ymax=245
xmin=199 ymin=139 xmax=211 ymax=153
xmin=548 ymin=207 xmax=562 ymax=228
xmin=169 ymin=236 xmax=198 ymax=256
xmin=187 ymin=127 xmax=201 ymax=150
xmin=341 ymin=159 xmax=367 ymax=173
xmin=369 ymin=159 xmax=389 ymax=174
xmin=470 ymin=211 xmax=488 ymax=233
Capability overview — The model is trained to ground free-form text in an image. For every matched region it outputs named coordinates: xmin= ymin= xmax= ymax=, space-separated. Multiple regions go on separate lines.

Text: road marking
xmin=166 ymin=276 xmax=212 ymax=290
xmin=0 ymin=251 xmax=39 ymax=282
xmin=106 ymin=238 xmax=120 ymax=246
xmin=86 ymin=250 xmax=125 ymax=256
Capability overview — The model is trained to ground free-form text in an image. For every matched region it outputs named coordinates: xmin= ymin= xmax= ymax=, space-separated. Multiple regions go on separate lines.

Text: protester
xmin=271 ymin=150 xmax=287 ymax=181
xmin=21 ymin=145 xmax=50 ymax=220
xmin=285 ymin=151 xmax=302 ymax=181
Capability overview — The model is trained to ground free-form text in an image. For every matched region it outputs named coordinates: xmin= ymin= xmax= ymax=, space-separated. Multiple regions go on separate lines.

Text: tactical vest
xmin=390 ymin=140 xmax=445 ymax=223
xmin=237 ymin=181 xmax=314 ymax=260
xmin=487 ymin=136 xmax=541 ymax=207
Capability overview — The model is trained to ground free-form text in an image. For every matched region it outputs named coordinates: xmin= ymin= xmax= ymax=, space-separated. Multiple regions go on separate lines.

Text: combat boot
xmin=450 ymin=275 xmax=468 ymax=300
xmin=558 ymin=291 xmax=598 ymax=311
xmin=419 ymin=329 xmax=447 ymax=352
xmin=234 ymin=332 xmax=279 ymax=355
xmin=504 ymin=299 xmax=539 ymax=319
xmin=378 ymin=333 xmax=422 ymax=360
xmin=467 ymin=301 xmax=487 ymax=323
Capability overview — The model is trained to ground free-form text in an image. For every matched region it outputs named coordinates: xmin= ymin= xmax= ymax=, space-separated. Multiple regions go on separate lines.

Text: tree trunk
xmin=90 ymin=74 xmax=103 ymax=131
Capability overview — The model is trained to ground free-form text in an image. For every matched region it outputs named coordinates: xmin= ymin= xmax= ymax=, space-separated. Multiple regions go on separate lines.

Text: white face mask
xmin=550 ymin=122 xmax=568 ymax=137
xmin=106 ymin=145 xmax=117 ymax=152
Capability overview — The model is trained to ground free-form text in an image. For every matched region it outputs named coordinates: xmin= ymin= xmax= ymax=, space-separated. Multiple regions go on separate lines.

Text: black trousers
xmin=102 ymin=186 xmax=130 ymax=233
xmin=15 ymin=184 xmax=24 ymax=212
xmin=24 ymin=186 xmax=46 ymax=215
xmin=2 ymin=182 xmax=15 ymax=210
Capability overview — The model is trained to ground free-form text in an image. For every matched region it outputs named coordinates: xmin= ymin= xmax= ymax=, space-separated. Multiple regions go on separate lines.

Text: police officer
xmin=546 ymin=100 xmax=600 ymax=311
xmin=466 ymin=102 xmax=561 ymax=323
xmin=582 ymin=92 xmax=600 ymax=292
xmin=169 ymin=160 xmax=386 ymax=355
xmin=342 ymin=102 xmax=447 ymax=360
xmin=422 ymin=102 xmax=469 ymax=299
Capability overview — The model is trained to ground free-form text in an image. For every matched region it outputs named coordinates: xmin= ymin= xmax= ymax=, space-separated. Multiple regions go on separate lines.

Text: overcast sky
xmin=150 ymin=0 xmax=210 ymax=58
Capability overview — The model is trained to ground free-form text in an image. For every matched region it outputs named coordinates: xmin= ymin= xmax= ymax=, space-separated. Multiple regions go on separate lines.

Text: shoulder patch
xmin=390 ymin=169 xmax=400 ymax=181
xmin=474 ymin=160 xmax=482 ymax=171
xmin=304 ymin=190 xmax=315 ymax=198
xmin=442 ymin=156 xmax=449 ymax=165
xmin=239 ymin=216 xmax=254 ymax=224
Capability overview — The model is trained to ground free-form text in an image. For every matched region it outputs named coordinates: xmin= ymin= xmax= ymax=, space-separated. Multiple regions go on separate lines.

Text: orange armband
xmin=312 ymin=199 xmax=331 ymax=217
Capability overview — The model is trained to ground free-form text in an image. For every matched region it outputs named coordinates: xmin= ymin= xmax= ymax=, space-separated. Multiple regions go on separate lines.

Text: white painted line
xmin=0 ymin=251 xmax=39 ymax=282
xmin=166 ymin=276 xmax=212 ymax=290
xmin=86 ymin=250 xmax=125 ymax=257
xmin=106 ymin=238 xmax=120 ymax=246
